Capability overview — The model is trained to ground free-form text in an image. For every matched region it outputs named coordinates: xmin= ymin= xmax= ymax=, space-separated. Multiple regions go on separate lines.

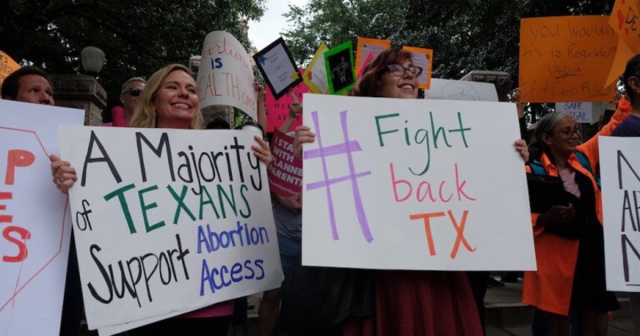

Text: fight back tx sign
xmin=301 ymin=95 xmax=536 ymax=270
xmin=600 ymin=137 xmax=640 ymax=292
xmin=58 ymin=127 xmax=282 ymax=333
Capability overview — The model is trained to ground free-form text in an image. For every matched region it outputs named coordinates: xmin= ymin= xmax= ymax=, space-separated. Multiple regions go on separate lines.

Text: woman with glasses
xmin=524 ymin=93 xmax=632 ymax=336
xmin=293 ymin=48 xmax=529 ymax=336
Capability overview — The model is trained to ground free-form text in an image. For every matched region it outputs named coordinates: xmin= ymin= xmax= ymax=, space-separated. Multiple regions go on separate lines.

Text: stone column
xmin=460 ymin=71 xmax=511 ymax=102
xmin=50 ymin=74 xmax=107 ymax=126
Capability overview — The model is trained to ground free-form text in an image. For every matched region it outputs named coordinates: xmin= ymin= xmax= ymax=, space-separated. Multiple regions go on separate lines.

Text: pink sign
xmin=268 ymin=129 xmax=302 ymax=197
xmin=265 ymin=70 xmax=308 ymax=133
xmin=357 ymin=53 xmax=375 ymax=80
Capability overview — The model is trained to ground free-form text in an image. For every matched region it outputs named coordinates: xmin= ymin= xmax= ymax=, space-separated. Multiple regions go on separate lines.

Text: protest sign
xmin=606 ymin=36 xmax=635 ymax=88
xmin=555 ymin=102 xmax=606 ymax=124
xmin=403 ymin=46 xmax=433 ymax=89
xmin=0 ymin=52 xmax=19 ymax=94
xmin=265 ymin=71 xmax=308 ymax=133
xmin=253 ymin=38 xmax=302 ymax=100
xmin=58 ymin=127 xmax=283 ymax=333
xmin=600 ymin=137 xmax=640 ymax=292
xmin=303 ymin=43 xmax=330 ymax=94
xmin=0 ymin=100 xmax=84 ymax=336
xmin=610 ymin=0 xmax=640 ymax=54
xmin=301 ymin=94 xmax=535 ymax=270
xmin=356 ymin=52 xmax=376 ymax=80
xmin=268 ymin=129 xmax=302 ymax=197
xmin=355 ymin=37 xmax=390 ymax=75
xmin=519 ymin=16 xmax=618 ymax=103
xmin=325 ymin=41 xmax=356 ymax=95
xmin=197 ymin=31 xmax=257 ymax=120
xmin=425 ymin=78 xmax=499 ymax=102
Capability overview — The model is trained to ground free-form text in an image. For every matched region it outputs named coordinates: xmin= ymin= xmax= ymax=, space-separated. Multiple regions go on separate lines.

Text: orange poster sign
xmin=355 ymin=37 xmax=390 ymax=75
xmin=0 ymin=51 xmax=19 ymax=97
xmin=609 ymin=0 xmax=640 ymax=53
xmin=519 ymin=16 xmax=618 ymax=103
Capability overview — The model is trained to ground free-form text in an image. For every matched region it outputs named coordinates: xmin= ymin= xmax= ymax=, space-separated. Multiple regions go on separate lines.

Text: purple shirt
xmin=612 ymin=114 xmax=640 ymax=137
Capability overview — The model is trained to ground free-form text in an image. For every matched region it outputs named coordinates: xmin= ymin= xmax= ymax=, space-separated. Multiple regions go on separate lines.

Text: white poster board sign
xmin=600 ymin=136 xmax=640 ymax=292
xmin=58 ymin=127 xmax=283 ymax=334
xmin=301 ymin=95 xmax=535 ymax=270
xmin=425 ymin=78 xmax=499 ymax=102
xmin=555 ymin=102 xmax=602 ymax=124
xmin=197 ymin=31 xmax=257 ymax=120
xmin=0 ymin=100 xmax=84 ymax=336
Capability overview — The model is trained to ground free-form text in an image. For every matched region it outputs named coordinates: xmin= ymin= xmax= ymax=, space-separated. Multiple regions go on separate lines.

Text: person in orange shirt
xmin=524 ymin=94 xmax=632 ymax=336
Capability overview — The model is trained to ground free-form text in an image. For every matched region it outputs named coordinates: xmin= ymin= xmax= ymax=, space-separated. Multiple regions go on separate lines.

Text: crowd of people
xmin=1 ymin=48 xmax=639 ymax=336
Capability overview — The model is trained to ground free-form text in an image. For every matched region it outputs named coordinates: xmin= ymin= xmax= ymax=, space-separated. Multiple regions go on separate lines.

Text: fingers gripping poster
xmin=58 ymin=127 xmax=283 ymax=333
xmin=301 ymin=95 xmax=536 ymax=271
xmin=0 ymin=101 xmax=84 ymax=336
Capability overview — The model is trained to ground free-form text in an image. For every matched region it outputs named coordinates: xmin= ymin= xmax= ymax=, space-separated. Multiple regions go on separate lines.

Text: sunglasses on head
xmin=124 ymin=88 xmax=143 ymax=97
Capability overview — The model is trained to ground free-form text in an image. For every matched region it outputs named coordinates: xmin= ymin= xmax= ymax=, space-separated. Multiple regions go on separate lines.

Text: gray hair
xmin=535 ymin=112 xmax=572 ymax=141
xmin=120 ymin=77 xmax=146 ymax=95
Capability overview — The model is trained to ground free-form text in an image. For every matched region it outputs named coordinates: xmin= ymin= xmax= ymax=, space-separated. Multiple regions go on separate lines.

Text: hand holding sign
xmin=289 ymin=91 xmax=302 ymax=118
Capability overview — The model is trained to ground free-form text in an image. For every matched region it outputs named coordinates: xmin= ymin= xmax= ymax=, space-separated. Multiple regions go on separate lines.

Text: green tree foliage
xmin=283 ymin=0 xmax=614 ymax=81
xmin=0 ymin=0 xmax=265 ymax=118
xmin=282 ymin=0 xmax=615 ymax=122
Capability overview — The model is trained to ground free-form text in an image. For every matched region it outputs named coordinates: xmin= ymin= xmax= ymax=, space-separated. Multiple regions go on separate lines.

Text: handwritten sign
xmin=0 ymin=51 xmax=19 ymax=96
xmin=265 ymin=72 xmax=308 ymax=133
xmin=425 ymin=78 xmax=499 ymax=102
xmin=253 ymin=38 xmax=302 ymax=100
xmin=610 ymin=0 xmax=640 ymax=53
xmin=197 ymin=31 xmax=257 ymax=120
xmin=0 ymin=100 xmax=84 ymax=336
xmin=606 ymin=36 xmax=635 ymax=88
xmin=355 ymin=38 xmax=390 ymax=75
xmin=519 ymin=16 xmax=618 ymax=103
xmin=303 ymin=43 xmax=330 ymax=94
xmin=600 ymin=137 xmax=640 ymax=292
xmin=301 ymin=94 xmax=535 ymax=270
xmin=555 ymin=102 xmax=606 ymax=124
xmin=403 ymin=46 xmax=433 ymax=89
xmin=57 ymin=127 xmax=283 ymax=334
xmin=268 ymin=130 xmax=302 ymax=197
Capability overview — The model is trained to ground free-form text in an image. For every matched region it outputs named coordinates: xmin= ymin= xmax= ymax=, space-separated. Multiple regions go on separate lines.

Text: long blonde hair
xmin=129 ymin=64 xmax=203 ymax=129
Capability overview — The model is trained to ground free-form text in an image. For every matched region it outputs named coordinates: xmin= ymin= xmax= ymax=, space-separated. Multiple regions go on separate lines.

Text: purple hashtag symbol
xmin=305 ymin=110 xmax=373 ymax=243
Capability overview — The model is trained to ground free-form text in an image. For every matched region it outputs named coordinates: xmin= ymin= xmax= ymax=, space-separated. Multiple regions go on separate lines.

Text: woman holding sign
xmin=293 ymin=48 xmax=529 ymax=336
xmin=50 ymin=64 xmax=272 ymax=336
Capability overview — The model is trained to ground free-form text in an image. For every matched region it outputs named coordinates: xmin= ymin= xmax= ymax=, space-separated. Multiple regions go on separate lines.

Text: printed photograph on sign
xmin=253 ymin=37 xmax=303 ymax=100
xmin=324 ymin=41 xmax=356 ymax=95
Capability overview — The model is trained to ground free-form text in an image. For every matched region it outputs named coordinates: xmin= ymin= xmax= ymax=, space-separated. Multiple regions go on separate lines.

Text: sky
xmin=248 ymin=0 xmax=309 ymax=50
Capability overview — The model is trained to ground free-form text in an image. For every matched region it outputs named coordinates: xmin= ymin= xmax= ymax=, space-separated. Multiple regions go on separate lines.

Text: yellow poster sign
xmin=519 ymin=16 xmax=618 ymax=103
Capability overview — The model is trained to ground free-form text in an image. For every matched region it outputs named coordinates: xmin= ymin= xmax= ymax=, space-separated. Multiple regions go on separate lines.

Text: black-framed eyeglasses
xmin=124 ymin=88 xmax=143 ymax=97
xmin=387 ymin=64 xmax=423 ymax=77
xmin=557 ymin=127 xmax=581 ymax=136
